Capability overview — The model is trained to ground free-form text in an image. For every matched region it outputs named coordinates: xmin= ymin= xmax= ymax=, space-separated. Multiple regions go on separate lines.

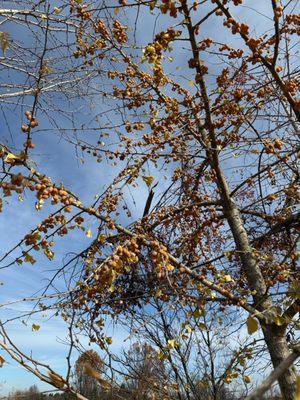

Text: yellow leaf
xmin=244 ymin=375 xmax=251 ymax=384
xmin=272 ymin=315 xmax=285 ymax=326
xmin=167 ymin=339 xmax=175 ymax=349
xmin=193 ymin=308 xmax=203 ymax=318
xmin=35 ymin=199 xmax=44 ymax=211
xmin=114 ymin=7 xmax=120 ymax=14
xmin=32 ymin=323 xmax=40 ymax=331
xmin=246 ymin=316 xmax=259 ymax=335
xmin=142 ymin=175 xmax=154 ymax=187
xmin=4 ymin=151 xmax=25 ymax=165
xmin=44 ymin=249 xmax=54 ymax=260
xmin=166 ymin=264 xmax=174 ymax=271
xmin=97 ymin=234 xmax=106 ymax=243
xmin=295 ymin=376 xmax=300 ymax=400
xmin=4 ymin=152 xmax=19 ymax=164
xmin=53 ymin=7 xmax=61 ymax=14
xmin=224 ymin=274 xmax=233 ymax=282
xmin=188 ymin=80 xmax=194 ymax=87
xmin=0 ymin=31 xmax=9 ymax=54
xmin=86 ymin=228 xmax=92 ymax=238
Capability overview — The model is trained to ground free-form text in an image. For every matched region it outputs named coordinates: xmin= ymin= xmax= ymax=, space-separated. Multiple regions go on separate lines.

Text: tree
xmin=74 ymin=350 xmax=105 ymax=399
xmin=120 ymin=342 xmax=168 ymax=400
xmin=117 ymin=302 xmax=246 ymax=400
xmin=0 ymin=1 xmax=299 ymax=399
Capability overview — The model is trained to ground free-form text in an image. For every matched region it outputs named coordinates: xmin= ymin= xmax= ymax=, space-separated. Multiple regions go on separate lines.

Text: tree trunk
xmin=262 ymin=324 xmax=297 ymax=400
xmin=214 ymin=175 xmax=297 ymax=399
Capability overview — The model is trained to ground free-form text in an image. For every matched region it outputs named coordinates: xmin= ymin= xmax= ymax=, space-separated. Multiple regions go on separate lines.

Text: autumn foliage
xmin=0 ymin=1 xmax=299 ymax=399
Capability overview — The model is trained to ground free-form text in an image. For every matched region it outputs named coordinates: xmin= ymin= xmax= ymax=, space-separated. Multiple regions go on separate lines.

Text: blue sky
xmin=0 ymin=2 xmax=156 ymax=392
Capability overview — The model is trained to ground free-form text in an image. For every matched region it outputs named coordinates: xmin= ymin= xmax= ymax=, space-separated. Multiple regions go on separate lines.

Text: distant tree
xmin=74 ymin=349 xmax=105 ymax=399
xmin=120 ymin=342 xmax=167 ymax=400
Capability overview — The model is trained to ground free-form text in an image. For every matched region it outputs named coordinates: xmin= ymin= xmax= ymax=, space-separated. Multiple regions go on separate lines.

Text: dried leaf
xmin=84 ymin=362 xmax=102 ymax=379
xmin=0 ymin=31 xmax=9 ymax=55
xmin=295 ymin=376 xmax=300 ymax=400
xmin=167 ymin=339 xmax=176 ymax=349
xmin=32 ymin=323 xmax=40 ymax=331
xmin=224 ymin=274 xmax=233 ymax=282
xmin=24 ymin=253 xmax=36 ymax=265
xmin=44 ymin=249 xmax=54 ymax=260
xmin=142 ymin=175 xmax=154 ymax=187
xmin=4 ymin=152 xmax=19 ymax=164
xmin=246 ymin=316 xmax=259 ymax=335
xmin=48 ymin=371 xmax=65 ymax=389
xmin=0 ymin=355 xmax=5 ymax=367
xmin=84 ymin=363 xmax=110 ymax=390
xmin=86 ymin=228 xmax=92 ymax=238
xmin=4 ymin=151 xmax=25 ymax=165
xmin=97 ymin=234 xmax=106 ymax=243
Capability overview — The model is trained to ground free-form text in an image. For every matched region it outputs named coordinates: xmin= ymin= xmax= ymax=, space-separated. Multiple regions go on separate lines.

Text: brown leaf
xmin=246 ymin=316 xmax=259 ymax=335
xmin=48 ymin=372 xmax=65 ymax=389
xmin=0 ymin=355 xmax=5 ymax=367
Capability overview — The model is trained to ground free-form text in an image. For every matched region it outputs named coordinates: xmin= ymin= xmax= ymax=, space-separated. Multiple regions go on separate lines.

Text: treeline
xmin=5 ymin=384 xmax=281 ymax=400
xmin=5 ymin=385 xmax=74 ymax=400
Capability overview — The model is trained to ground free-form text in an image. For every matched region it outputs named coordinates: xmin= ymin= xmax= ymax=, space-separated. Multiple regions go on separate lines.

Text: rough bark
xmin=262 ymin=325 xmax=297 ymax=400
xmin=223 ymin=200 xmax=297 ymax=399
